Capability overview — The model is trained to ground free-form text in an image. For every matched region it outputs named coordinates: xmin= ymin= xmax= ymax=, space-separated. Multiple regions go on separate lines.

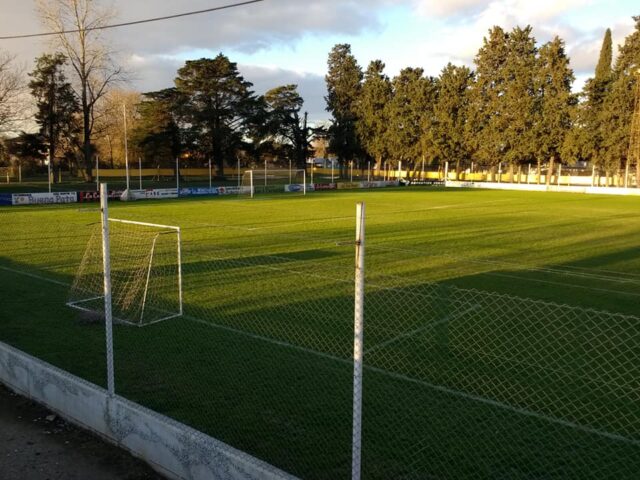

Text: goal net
xmin=239 ymin=168 xmax=307 ymax=197
xmin=67 ymin=219 xmax=182 ymax=327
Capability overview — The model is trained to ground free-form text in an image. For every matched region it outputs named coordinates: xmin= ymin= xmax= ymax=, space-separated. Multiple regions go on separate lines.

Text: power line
xmin=0 ymin=0 xmax=265 ymax=40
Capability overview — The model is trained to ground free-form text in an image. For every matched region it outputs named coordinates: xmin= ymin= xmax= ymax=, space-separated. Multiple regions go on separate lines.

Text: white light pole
xmin=138 ymin=158 xmax=142 ymax=190
xmin=123 ymin=103 xmax=130 ymax=191
xmin=47 ymin=154 xmax=51 ymax=193
xmin=96 ymin=155 xmax=100 ymax=191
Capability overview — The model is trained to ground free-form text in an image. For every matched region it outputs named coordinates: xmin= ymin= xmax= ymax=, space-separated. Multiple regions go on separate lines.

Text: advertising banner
xmin=313 ymin=183 xmax=337 ymax=191
xmin=0 ymin=193 xmax=12 ymax=206
xmin=284 ymin=184 xmax=313 ymax=193
xmin=12 ymin=192 xmax=77 ymax=205
xmin=179 ymin=187 xmax=219 ymax=197
xmin=135 ymin=188 xmax=179 ymax=200
xmin=78 ymin=190 xmax=124 ymax=202
xmin=216 ymin=186 xmax=241 ymax=195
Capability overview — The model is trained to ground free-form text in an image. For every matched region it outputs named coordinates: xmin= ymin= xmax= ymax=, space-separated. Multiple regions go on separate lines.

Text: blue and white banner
xmin=179 ymin=187 xmax=219 ymax=197
xmin=284 ymin=184 xmax=313 ymax=193
xmin=12 ymin=192 xmax=77 ymax=205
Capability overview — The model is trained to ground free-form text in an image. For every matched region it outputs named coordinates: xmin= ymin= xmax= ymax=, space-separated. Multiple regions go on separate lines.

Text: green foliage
xmin=535 ymin=37 xmax=576 ymax=164
xmin=325 ymin=44 xmax=363 ymax=169
xmin=425 ymin=63 xmax=473 ymax=170
xmin=175 ymin=54 xmax=257 ymax=177
xmin=385 ymin=68 xmax=437 ymax=169
xmin=28 ymin=53 xmax=79 ymax=174
xmin=356 ymin=60 xmax=392 ymax=170
xmin=263 ymin=84 xmax=311 ymax=169
xmin=600 ymin=17 xmax=640 ymax=176
xmin=132 ymin=88 xmax=183 ymax=167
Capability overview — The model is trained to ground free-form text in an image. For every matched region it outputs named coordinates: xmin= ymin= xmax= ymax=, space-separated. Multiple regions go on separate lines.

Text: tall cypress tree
xmin=28 ymin=53 xmax=79 ymax=180
xmin=356 ymin=60 xmax=392 ymax=174
xmin=426 ymin=63 xmax=473 ymax=177
xmin=385 ymin=68 xmax=437 ymax=172
xmin=325 ymin=44 xmax=363 ymax=175
xmin=578 ymin=28 xmax=614 ymax=174
xmin=600 ymin=17 xmax=640 ymax=185
xmin=535 ymin=37 xmax=576 ymax=185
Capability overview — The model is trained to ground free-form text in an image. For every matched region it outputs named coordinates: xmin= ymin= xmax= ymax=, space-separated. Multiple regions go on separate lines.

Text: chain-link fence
xmin=1 ymin=198 xmax=639 ymax=480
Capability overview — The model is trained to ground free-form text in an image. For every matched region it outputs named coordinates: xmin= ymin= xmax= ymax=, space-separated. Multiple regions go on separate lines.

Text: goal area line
xmin=3 ymin=263 xmax=637 ymax=449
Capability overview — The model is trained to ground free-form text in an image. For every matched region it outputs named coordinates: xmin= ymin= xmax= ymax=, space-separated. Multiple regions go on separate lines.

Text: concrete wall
xmin=445 ymin=180 xmax=640 ymax=196
xmin=0 ymin=341 xmax=298 ymax=480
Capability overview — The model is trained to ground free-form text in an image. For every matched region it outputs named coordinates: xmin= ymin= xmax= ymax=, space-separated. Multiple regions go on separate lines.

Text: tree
xmin=356 ymin=60 xmax=392 ymax=173
xmin=426 ymin=63 xmax=473 ymax=177
xmin=535 ymin=37 xmax=576 ymax=186
xmin=468 ymin=26 xmax=538 ymax=180
xmin=37 ymin=0 xmax=123 ymax=180
xmin=174 ymin=54 xmax=256 ymax=177
xmin=263 ymin=84 xmax=311 ymax=169
xmin=131 ymin=88 xmax=183 ymax=167
xmin=28 ymin=53 xmax=79 ymax=180
xmin=467 ymin=26 xmax=510 ymax=177
xmin=93 ymin=89 xmax=142 ymax=168
xmin=0 ymin=51 xmax=25 ymax=134
xmin=385 ymin=68 xmax=437 ymax=173
xmin=600 ymin=17 xmax=640 ymax=186
xmin=325 ymin=44 xmax=363 ymax=175
xmin=578 ymin=29 xmax=614 ymax=173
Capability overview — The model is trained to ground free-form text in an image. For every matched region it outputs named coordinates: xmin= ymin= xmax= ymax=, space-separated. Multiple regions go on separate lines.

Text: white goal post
xmin=239 ymin=169 xmax=307 ymax=197
xmin=67 ymin=218 xmax=183 ymax=327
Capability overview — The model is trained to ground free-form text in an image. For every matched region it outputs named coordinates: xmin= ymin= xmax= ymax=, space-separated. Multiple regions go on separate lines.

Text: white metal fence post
xmin=352 ymin=202 xmax=365 ymax=480
xmin=100 ymin=183 xmax=115 ymax=397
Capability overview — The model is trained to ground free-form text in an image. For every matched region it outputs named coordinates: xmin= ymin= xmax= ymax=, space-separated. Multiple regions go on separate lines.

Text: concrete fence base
xmin=445 ymin=180 xmax=640 ymax=196
xmin=0 ymin=341 xmax=298 ymax=480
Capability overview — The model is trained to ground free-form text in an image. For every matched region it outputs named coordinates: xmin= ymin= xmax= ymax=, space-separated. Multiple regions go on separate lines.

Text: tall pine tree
xmin=325 ymin=44 xmax=363 ymax=176
xmin=356 ymin=60 xmax=392 ymax=174
xmin=535 ymin=37 xmax=576 ymax=185
xmin=426 ymin=63 xmax=473 ymax=178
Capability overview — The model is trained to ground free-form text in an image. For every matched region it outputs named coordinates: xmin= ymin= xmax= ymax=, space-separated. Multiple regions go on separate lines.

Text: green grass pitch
xmin=1 ymin=187 xmax=640 ymax=479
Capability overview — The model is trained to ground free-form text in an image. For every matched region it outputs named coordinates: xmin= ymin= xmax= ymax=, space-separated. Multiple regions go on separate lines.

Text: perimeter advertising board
xmin=12 ymin=192 xmax=77 ymax=205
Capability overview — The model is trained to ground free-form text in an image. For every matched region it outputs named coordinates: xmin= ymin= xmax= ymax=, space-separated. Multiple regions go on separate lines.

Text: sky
xmin=0 ymin=0 xmax=638 ymax=122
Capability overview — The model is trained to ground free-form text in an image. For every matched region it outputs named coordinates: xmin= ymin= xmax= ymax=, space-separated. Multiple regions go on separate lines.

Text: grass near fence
xmin=1 ymin=187 xmax=640 ymax=479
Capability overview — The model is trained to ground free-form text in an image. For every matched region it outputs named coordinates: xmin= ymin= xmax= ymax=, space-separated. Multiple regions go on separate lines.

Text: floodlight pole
xmin=331 ymin=161 xmax=335 ymax=182
xmin=96 ymin=155 xmax=100 ymax=191
xmin=592 ymin=165 xmax=596 ymax=187
xmin=138 ymin=158 xmax=142 ymax=190
xmin=350 ymin=161 xmax=353 ymax=182
xmin=444 ymin=161 xmax=449 ymax=185
xmin=47 ymin=154 xmax=51 ymax=193
xmin=250 ymin=170 xmax=254 ymax=198
xmin=303 ymin=170 xmax=307 ymax=195
xmin=352 ymin=201 xmax=365 ymax=480
xmin=100 ymin=183 xmax=115 ymax=397
xmin=264 ymin=159 xmax=267 ymax=188
xmin=123 ymin=104 xmax=130 ymax=191
xmin=367 ymin=160 xmax=371 ymax=182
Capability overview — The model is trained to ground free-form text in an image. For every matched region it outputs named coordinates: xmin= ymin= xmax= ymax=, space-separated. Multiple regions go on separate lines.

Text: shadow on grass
xmin=1 ymin=247 xmax=640 ymax=480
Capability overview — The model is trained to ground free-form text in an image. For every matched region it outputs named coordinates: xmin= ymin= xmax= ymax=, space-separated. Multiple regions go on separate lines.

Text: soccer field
xmin=1 ymin=187 xmax=640 ymax=479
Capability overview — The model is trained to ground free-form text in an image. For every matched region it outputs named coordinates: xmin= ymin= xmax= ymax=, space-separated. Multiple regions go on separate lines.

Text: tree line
xmin=0 ymin=1 xmax=639 ymax=186
xmin=326 ymin=18 xmax=640 ymax=185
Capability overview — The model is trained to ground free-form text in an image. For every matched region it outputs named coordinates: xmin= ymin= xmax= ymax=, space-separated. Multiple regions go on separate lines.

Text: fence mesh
xmin=1 ymin=200 xmax=640 ymax=479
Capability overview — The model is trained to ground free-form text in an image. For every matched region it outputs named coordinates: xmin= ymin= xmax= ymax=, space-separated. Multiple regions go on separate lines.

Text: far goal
xmin=67 ymin=219 xmax=182 ymax=327
xmin=239 ymin=168 xmax=307 ymax=197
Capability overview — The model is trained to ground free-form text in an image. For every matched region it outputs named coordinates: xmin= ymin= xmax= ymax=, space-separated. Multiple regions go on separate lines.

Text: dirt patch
xmin=0 ymin=384 xmax=165 ymax=480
